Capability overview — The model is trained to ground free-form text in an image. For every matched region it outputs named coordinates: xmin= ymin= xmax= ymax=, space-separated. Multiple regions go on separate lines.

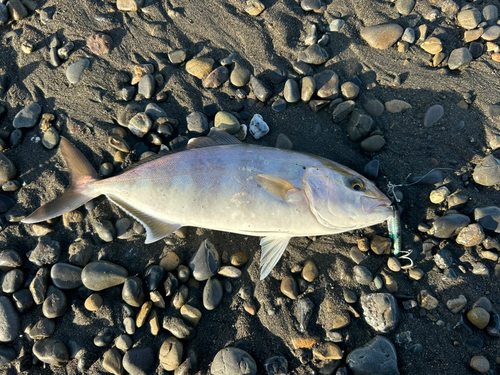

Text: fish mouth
xmin=361 ymin=196 xmax=392 ymax=215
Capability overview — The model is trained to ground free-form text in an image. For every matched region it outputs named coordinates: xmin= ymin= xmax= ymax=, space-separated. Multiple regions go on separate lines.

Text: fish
xmin=22 ymin=129 xmax=393 ymax=280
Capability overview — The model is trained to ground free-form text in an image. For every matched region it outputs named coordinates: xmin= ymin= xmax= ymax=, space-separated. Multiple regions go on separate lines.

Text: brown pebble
xmin=180 ymin=304 xmax=202 ymax=327
xmin=313 ymin=342 xmax=343 ymax=360
xmin=160 ymin=252 xmax=180 ymax=272
xmin=62 ymin=210 xmax=84 ymax=227
xmin=244 ymin=304 xmax=257 ymax=315
xmin=467 ymin=307 xmax=490 ymax=329
xmin=387 ymin=257 xmax=401 ymax=272
xmin=280 ymin=276 xmax=298 ymax=300
xmin=21 ymin=40 xmax=36 ymax=54
xmin=131 ymin=64 xmax=154 ymax=85
xmin=136 ymin=301 xmax=153 ymax=328
xmin=87 ymin=33 xmax=113 ymax=55
xmin=85 ymin=293 xmax=103 ymax=311
xmin=470 ymin=356 xmax=490 ymax=373
xmin=291 ymin=336 xmax=319 ymax=349
xmin=39 ymin=113 xmax=55 ymax=132
xmin=230 ymin=252 xmax=248 ymax=267
xmin=409 ymin=267 xmax=424 ymax=280
xmin=147 ymin=308 xmax=160 ymax=335
xmin=357 ymin=238 xmax=370 ymax=252
xmin=108 ymin=135 xmax=131 ymax=153
xmin=301 ymin=260 xmax=319 ymax=282
xmin=370 ymin=235 xmax=391 ymax=255
xmin=332 ymin=311 xmax=350 ymax=329
xmin=492 ymin=53 xmax=500 ymax=62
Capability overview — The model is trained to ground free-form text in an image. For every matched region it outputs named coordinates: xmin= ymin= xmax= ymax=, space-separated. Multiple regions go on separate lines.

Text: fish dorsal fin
xmin=259 ymin=235 xmax=291 ymax=280
xmin=255 ymin=174 xmax=301 ymax=202
xmin=187 ymin=128 xmax=242 ymax=149
xmin=107 ymin=196 xmax=181 ymax=243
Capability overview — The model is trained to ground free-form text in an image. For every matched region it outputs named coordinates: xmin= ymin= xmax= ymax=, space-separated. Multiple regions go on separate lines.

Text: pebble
xmin=279 ymin=276 xmax=299 ymax=300
xmin=249 ymin=114 xmax=269 ymax=139
xmin=123 ymin=316 xmax=136 ymax=335
xmin=402 ymin=27 xmax=415 ymax=44
xmin=214 ymin=111 xmax=240 ymax=134
xmin=115 ymin=334 xmax=132 ymax=351
xmin=87 ymin=33 xmax=113 ymax=55
xmin=117 ymin=0 xmax=143 ymax=11
xmin=29 ymin=236 xmax=60 ymax=267
xmin=419 ymin=289 xmax=439 ymax=310
xmin=33 ymin=339 xmax=69 ymax=367
xmin=163 ymin=272 xmax=178 ymax=297
xmin=424 ymin=104 xmax=444 ymax=127
xmin=457 ymin=8 xmax=482 ymax=29
xmin=230 ymin=63 xmax=251 ymax=87
xmin=464 ymin=28 xmax=484 ymax=43
xmin=189 ymin=239 xmax=220 ymax=281
xmin=428 ymin=213 xmax=470 ymax=238
xmin=186 ymin=111 xmax=208 ymax=135
xmin=203 ymin=66 xmax=229 ymax=88
xmin=421 ymin=37 xmax=443 ymax=55
xmin=81 ymin=260 xmax=128 ymax=291
xmin=384 ymin=99 xmax=412 ymax=113
xmin=66 ymin=59 xmax=90 ymax=84
xmin=0 ymin=296 xmax=19 ymax=342
xmin=7 ymin=0 xmax=27 ymax=21
xmin=473 ymin=154 xmax=500 ymax=186
xmin=475 ymin=206 xmax=500 ymax=232
xmin=186 ymin=57 xmax=214 ymax=79
xmin=341 ymin=82 xmax=359 ymax=99
xmin=122 ymin=347 xmax=154 ymax=375
xmin=360 ymin=24 xmax=403 ymax=49
xmin=231 ymin=252 xmax=248 ymax=267
xmin=1 ymin=268 xmax=23 ymax=293
xmin=211 ymin=347 xmax=257 ymax=375
xmin=298 ymin=44 xmax=329 ymax=65
xmin=486 ymin=314 xmax=500 ymax=337
xmin=168 ymin=49 xmax=187 ymax=64
xmin=136 ymin=301 xmax=153 ymax=327
xmin=315 ymin=70 xmax=339 ymax=99
xmin=447 ymin=295 xmax=467 ymax=313
xmin=12 ymin=289 xmax=33 ymax=313
xmin=332 ymin=100 xmax=355 ymax=123
xmin=387 ymin=257 xmax=401 ymax=272
xmin=122 ymin=277 xmax=145 ymax=307
xmin=13 ymin=103 xmax=41 ymax=129
xmin=284 ymin=79 xmax=300 ymax=103
xmin=180 ymin=304 xmax=202 ymax=326
xmin=361 ymin=293 xmax=398 ymax=333
xmin=429 ymin=186 xmax=450 ymax=203
xmin=159 ymin=337 xmax=183 ymax=371
xmin=301 ymin=260 xmax=318 ymax=282
xmin=468 ymin=307 xmax=490 ymax=329
xmin=41 ymin=127 xmax=60 ymax=149
xmin=456 ymin=224 xmax=485 ymax=246
xmin=94 ymin=327 xmax=113 ymax=347
xmin=346 ymin=336 xmax=398 ymax=375
xmin=245 ymin=0 xmax=265 ymax=16
xmin=448 ymin=47 xmax=472 ymax=70
xmin=42 ymin=286 xmax=67 ymax=318
xmin=84 ymin=293 xmax=103 ymax=311
xmin=103 ymin=348 xmax=123 ymax=375
xmin=353 ymin=265 xmax=373 ymax=285
xmin=9 ymin=129 xmax=22 ymax=147
xmin=292 ymin=61 xmax=312 ymax=76
xmin=143 ymin=265 xmax=163 ymax=292
xmin=0 ymin=154 xmax=16 ymax=186
xmin=484 ymin=5 xmax=498 ymax=25
xmin=95 ymin=220 xmax=115 ymax=242
xmin=472 ymin=262 xmax=490 ymax=277
xmin=203 ymin=277 xmax=223 ymax=310
xmin=162 ymin=316 xmax=194 ymax=340
xmin=408 ymin=169 xmax=444 ymax=185
xmin=361 ymin=135 xmax=385 ymax=152
xmin=137 ymin=74 xmax=155 ymax=99
xmin=469 ymin=42 xmax=483 ymax=59
xmin=434 ymin=249 xmax=453 ymax=269
xmin=50 ymin=263 xmax=82 ymax=289
xmin=250 ymin=76 xmax=271 ymax=102
xmin=408 ymin=268 xmax=424 ymax=281
xmin=300 ymin=76 xmax=316 ymax=102
xmin=218 ymin=266 xmax=242 ymax=278
xmin=160 ymin=252 xmax=180 ymax=272
xmin=0 ymin=4 xmax=8 ymax=25
xmin=470 ymin=356 xmax=490 ymax=373
xmin=0 ymin=345 xmax=16 ymax=368
xmin=68 ymin=239 xmax=93 ymax=267
xmin=264 ymin=356 xmax=288 ymax=375
xmin=328 ymin=18 xmax=345 ymax=32
xmin=347 ymin=110 xmax=373 ymax=141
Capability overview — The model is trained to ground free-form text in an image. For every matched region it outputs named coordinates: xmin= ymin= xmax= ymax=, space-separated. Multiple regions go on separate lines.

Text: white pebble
xmin=249 ymin=114 xmax=269 ymax=140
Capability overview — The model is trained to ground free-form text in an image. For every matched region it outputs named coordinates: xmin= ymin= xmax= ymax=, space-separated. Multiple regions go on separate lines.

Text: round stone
xmin=122 ymin=277 xmax=145 ymax=307
xmin=353 ymin=265 xmax=373 ymax=285
xmin=457 ymin=8 xmax=482 ymax=29
xmin=94 ymin=327 xmax=114 ymax=347
xmin=42 ymin=286 xmax=67 ymax=318
xmin=361 ymin=135 xmax=385 ymax=152
xmin=314 ymin=70 xmax=339 ymax=99
xmin=363 ymin=99 xmax=384 ymax=117
xmin=245 ymin=0 xmax=265 ymax=16
xmin=117 ymin=0 xmax=143 ymax=11
xmin=473 ymin=155 xmax=500 ymax=186
xmin=429 ymin=186 xmax=450 ymax=203
xmin=128 ymin=113 xmax=152 ymax=138
xmin=189 ymin=239 xmax=220 ymax=281
xmin=483 ymin=5 xmax=498 ymax=25
xmin=360 ymin=24 xmax=403 ymax=49
xmin=421 ymin=37 xmax=443 ymax=54
xmin=387 ymin=257 xmax=401 ymax=272
xmin=482 ymin=25 xmax=500 ymax=41
xmin=162 ymin=316 xmax=195 ymax=340
xmin=280 ymin=276 xmax=298 ymax=299
xmin=66 ymin=59 xmax=90 ymax=84
xmin=214 ymin=111 xmax=240 ymax=134
xmin=230 ymin=63 xmax=250 ymax=87
xmin=138 ymin=74 xmax=155 ymax=99
xmin=13 ymin=103 xmax=41 ymax=129
xmin=284 ymin=79 xmax=300 ymax=103
xmin=85 ymin=293 xmax=103 ymax=311
xmin=384 ymin=99 xmax=412 ymax=113
xmin=448 ymin=47 xmax=472 ymax=70
xmin=50 ymin=263 xmax=82 ymax=290
xmin=186 ymin=111 xmax=209 ymax=135
xmin=456 ymin=224 xmax=485 ymax=247
xmin=346 ymin=336 xmax=398 ymax=375
xmin=249 ymin=114 xmax=269 ymax=139
xmin=230 ymin=252 xmax=248 ymax=267
xmin=468 ymin=307 xmax=490 ymax=329
xmin=186 ymin=57 xmax=214 ymax=79
xmin=87 ymin=33 xmax=113 ymax=55
xmin=297 ymin=44 xmax=329 ymax=65
xmin=123 ymin=347 xmax=154 ymax=375
xmin=2 ymin=269 xmax=23 ymax=293
xmin=211 ymin=347 xmax=257 ymax=375
xmin=202 ymin=66 xmax=229 ymax=88
xmin=42 ymin=127 xmax=60 ymax=149
xmin=180 ymin=304 xmax=202 ymax=326
xmin=313 ymin=342 xmax=343 ymax=360
xmin=424 ymin=104 xmax=444 ymax=127
xmin=81 ymin=261 xmax=128 ymax=291
xmin=160 ymin=252 xmax=180 ymax=272
xmin=341 ymin=82 xmax=359 ymax=99
xmin=250 ymin=76 xmax=271 ymax=102
xmin=33 ymin=339 xmax=69 ymax=367
xmin=203 ymin=277 xmax=223 ymax=310
xmin=29 ymin=318 xmax=56 ymax=339
xmin=470 ymin=356 xmax=490 ymax=373
xmin=103 ymin=348 xmax=124 ymax=375
xmin=159 ymin=337 xmax=183 ymax=371
xmin=0 ymin=296 xmax=19 ymax=342
xmin=301 ymin=260 xmax=318 ymax=282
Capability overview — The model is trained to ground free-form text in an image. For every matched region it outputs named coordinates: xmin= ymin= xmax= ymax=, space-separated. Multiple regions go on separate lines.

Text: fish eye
xmin=350 ymin=178 xmax=364 ymax=191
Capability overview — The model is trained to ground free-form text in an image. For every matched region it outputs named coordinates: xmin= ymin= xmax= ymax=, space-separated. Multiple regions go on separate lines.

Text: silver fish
xmin=22 ymin=129 xmax=393 ymax=279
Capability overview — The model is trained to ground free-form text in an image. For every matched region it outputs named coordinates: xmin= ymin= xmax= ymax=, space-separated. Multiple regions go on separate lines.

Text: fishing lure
xmin=387 ymin=184 xmax=414 ymax=269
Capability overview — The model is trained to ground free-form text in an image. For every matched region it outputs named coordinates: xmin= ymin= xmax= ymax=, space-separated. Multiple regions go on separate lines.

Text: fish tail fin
xmin=22 ymin=137 xmax=101 ymax=224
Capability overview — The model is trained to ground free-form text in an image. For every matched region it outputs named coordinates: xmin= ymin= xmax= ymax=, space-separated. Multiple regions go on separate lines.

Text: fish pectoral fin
xmin=107 ymin=196 xmax=181 ymax=244
xmin=255 ymin=174 xmax=301 ymax=202
xmin=187 ymin=127 xmax=242 ymax=149
xmin=259 ymin=235 xmax=291 ymax=280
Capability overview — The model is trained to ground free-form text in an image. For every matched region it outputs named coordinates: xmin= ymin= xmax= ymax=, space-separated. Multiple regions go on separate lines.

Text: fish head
xmin=302 ymin=163 xmax=392 ymax=230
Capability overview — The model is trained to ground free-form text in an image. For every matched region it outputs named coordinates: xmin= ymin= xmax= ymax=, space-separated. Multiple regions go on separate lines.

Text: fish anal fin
xmin=256 ymin=174 xmax=301 ymax=202
xmin=259 ymin=235 xmax=291 ymax=280
xmin=107 ymin=196 xmax=181 ymax=243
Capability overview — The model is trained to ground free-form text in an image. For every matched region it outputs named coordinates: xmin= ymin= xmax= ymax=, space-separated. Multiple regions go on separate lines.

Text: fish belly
xmin=97 ymin=145 xmax=336 ymax=237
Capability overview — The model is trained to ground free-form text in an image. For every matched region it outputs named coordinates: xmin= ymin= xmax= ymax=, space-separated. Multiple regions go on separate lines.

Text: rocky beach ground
xmin=1 ymin=0 xmax=500 ymax=374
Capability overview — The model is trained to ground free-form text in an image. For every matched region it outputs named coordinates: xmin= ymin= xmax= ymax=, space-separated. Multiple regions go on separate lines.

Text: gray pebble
xmin=0 ymin=345 xmax=16 ymax=367
xmin=272 ymin=97 xmax=287 ymax=112
xmin=472 ymin=262 xmax=490 ymax=277
xmin=473 ymin=155 xmax=500 ymax=186
xmin=29 ymin=236 xmax=60 ymax=267
xmin=211 ymin=347 xmax=257 ymax=375
xmin=360 ymin=135 xmax=385 ymax=152
xmin=353 ymin=265 xmax=373 ymax=285
xmin=250 ymin=76 xmax=271 ymax=102
xmin=124 ymin=316 xmax=136 ymax=335
xmin=360 ymin=24 xmax=403 ymax=49
xmin=115 ymin=334 xmax=132 ymax=351
xmin=78 ymin=351 xmax=98 ymax=371
xmin=162 ymin=316 xmax=195 ymax=340
xmin=0 ymin=296 xmax=19 ymax=342
xmin=328 ymin=19 xmax=345 ymax=32
xmin=0 ymin=153 xmax=16 ymax=185
xmin=186 ymin=111 xmax=209 ymax=134
xmin=220 ymin=52 xmax=237 ymax=66
xmin=95 ymin=220 xmax=116 ymax=242
xmin=128 ymin=112 xmax=152 ymax=138
xmin=13 ymin=103 xmax=41 ymax=129
xmin=100 ymin=163 xmax=114 ymax=177
xmin=29 ymin=318 xmax=56 ymax=339
xmin=314 ymin=70 xmax=339 ymax=99
xmin=482 ymin=25 xmax=500 ymax=41
xmin=341 ymin=82 xmax=359 ymax=99
xmin=395 ymin=0 xmax=415 ymax=15
xmin=332 ymin=100 xmax=355 ymax=123
xmin=424 ymin=104 xmax=444 ymax=127
xmin=475 ymin=206 xmax=500 ymax=232
xmin=145 ymin=265 xmax=164 ymax=291
xmin=94 ymin=327 xmax=114 ymax=347
xmin=401 ymin=27 xmax=415 ymax=43
xmin=50 ymin=47 xmax=60 ymax=67
xmin=9 ymin=129 xmax=23 ymax=147
xmin=103 ymin=348 xmax=124 ymax=375
xmin=292 ymin=61 xmax=313 ymax=76
xmin=300 ymin=76 xmax=316 ymax=102
xmin=33 ymin=339 xmax=69 ymax=367
xmin=283 ymin=79 xmax=300 ymax=103
xmin=12 ymin=289 xmax=34 ymax=313
xmin=121 ymin=86 xmax=135 ymax=101
xmin=407 ymin=169 xmax=443 ymax=185
xmin=0 ymin=4 xmax=8 ymax=25
xmin=189 ymin=239 xmax=220 ymax=281
xmin=346 ymin=336 xmax=398 ymax=375
xmin=177 ymin=265 xmax=190 ymax=283
xmin=0 ymin=250 xmax=21 ymax=270
xmin=68 ymin=239 xmax=93 ymax=267
xmin=42 ymin=127 xmax=60 ymax=149
xmin=434 ymin=249 xmax=453 ymax=269
xmin=347 ymin=109 xmax=373 ymax=141
xmin=122 ymin=276 xmax=145 ymax=307
xmin=457 ymin=8 xmax=482 ymax=29
xmin=203 ymin=277 xmax=223 ymax=310
xmin=42 ymin=286 xmax=67 ymax=318
xmin=361 ymin=293 xmax=399 ymax=333
xmin=230 ymin=63 xmax=250 ymax=87
xmin=298 ymin=44 xmax=328 ymax=65
xmin=30 ymin=267 xmax=49 ymax=305
xmin=123 ymin=347 xmax=154 ymax=375
xmin=483 ymin=5 xmax=498 ymax=26
xmin=364 ymin=158 xmax=380 ymax=179
xmin=249 ymin=114 xmax=269 ymax=139
xmin=66 ymin=59 xmax=90 ymax=84
xmin=50 ymin=263 xmax=83 ymax=289
xmin=429 ymin=213 xmax=471 ymax=238
xmin=138 ymin=74 xmax=155 ymax=99
xmin=144 ymin=103 xmax=167 ymax=122
xmin=168 ymin=49 xmax=188 ymax=64
xmin=448 ymin=47 xmax=472 ymax=70
xmin=202 ymin=66 xmax=229 ymax=88
xmin=81 ymin=260 xmax=128 ymax=291
xmin=2 ymin=269 xmax=23 ymax=293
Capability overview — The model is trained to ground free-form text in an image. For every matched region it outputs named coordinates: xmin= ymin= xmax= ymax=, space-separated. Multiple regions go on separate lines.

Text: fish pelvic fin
xmin=259 ymin=235 xmax=291 ymax=280
xmin=255 ymin=174 xmax=301 ymax=202
xmin=22 ymin=137 xmax=100 ymax=224
xmin=107 ymin=196 xmax=181 ymax=243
